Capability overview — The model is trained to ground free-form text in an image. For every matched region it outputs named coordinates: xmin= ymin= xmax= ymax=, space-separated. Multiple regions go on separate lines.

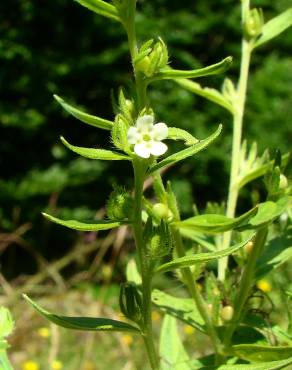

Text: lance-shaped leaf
xmin=156 ymin=234 xmax=254 ymax=273
xmin=60 ymin=137 xmax=130 ymax=161
xmin=174 ymin=207 xmax=257 ymax=234
xmin=175 ymin=79 xmax=234 ymax=113
xmin=232 ymin=344 xmax=292 ymax=363
xmin=152 ymin=290 xmax=205 ymax=332
xmin=151 ymin=56 xmax=232 ymax=81
xmin=167 ymin=127 xmax=199 ymax=146
xmin=242 ymin=197 xmax=291 ymax=230
xmin=253 ymin=8 xmax=292 ymax=48
xmin=74 ymin=0 xmax=120 ymax=22
xmin=149 ymin=125 xmax=222 ymax=174
xmin=160 ymin=315 xmax=192 ymax=370
xmin=23 ymin=295 xmax=140 ymax=333
xmin=204 ymin=357 xmax=292 ymax=370
xmin=42 ymin=212 xmax=127 ymax=231
xmin=54 ymin=95 xmax=113 ymax=130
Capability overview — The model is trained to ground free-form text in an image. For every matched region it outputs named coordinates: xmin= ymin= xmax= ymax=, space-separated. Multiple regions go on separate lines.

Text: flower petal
xmin=134 ymin=142 xmax=151 ymax=158
xmin=136 ymin=115 xmax=154 ymax=130
xmin=127 ymin=127 xmax=140 ymax=144
xmin=153 ymin=122 xmax=168 ymax=141
xmin=150 ymin=141 xmax=168 ymax=156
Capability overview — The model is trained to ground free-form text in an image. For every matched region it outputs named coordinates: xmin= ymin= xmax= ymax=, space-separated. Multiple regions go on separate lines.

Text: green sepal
xmin=148 ymin=125 xmax=222 ymax=174
xmin=156 ymin=234 xmax=255 ymax=273
xmin=42 ymin=212 xmax=127 ymax=231
xmin=232 ymin=344 xmax=292 ymax=363
xmin=74 ymin=0 xmax=120 ymax=22
xmin=167 ymin=127 xmax=199 ymax=146
xmin=60 ymin=136 xmax=130 ymax=161
xmin=151 ymin=56 xmax=232 ymax=81
xmin=174 ymin=207 xmax=257 ymax=234
xmin=152 ymin=289 xmax=204 ymax=332
xmin=176 ymin=79 xmax=234 ymax=113
xmin=23 ymin=295 xmax=140 ymax=333
xmin=54 ymin=95 xmax=113 ymax=130
xmin=253 ymin=8 xmax=292 ymax=48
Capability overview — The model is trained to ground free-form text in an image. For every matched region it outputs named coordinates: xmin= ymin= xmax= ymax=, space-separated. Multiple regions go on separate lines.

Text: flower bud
xmin=107 ymin=186 xmax=133 ymax=220
xmin=220 ymin=305 xmax=234 ymax=322
xmin=244 ymin=8 xmax=264 ymax=39
xmin=152 ymin=203 xmax=173 ymax=221
xmin=279 ymin=174 xmax=288 ymax=189
xmin=119 ymin=283 xmax=142 ymax=323
xmin=143 ymin=218 xmax=172 ymax=259
xmin=135 ymin=56 xmax=151 ymax=75
xmin=244 ymin=240 xmax=254 ymax=253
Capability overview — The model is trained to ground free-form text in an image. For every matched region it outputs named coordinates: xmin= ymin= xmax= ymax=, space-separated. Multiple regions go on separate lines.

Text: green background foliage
xmin=0 ymin=0 xmax=291 ymax=277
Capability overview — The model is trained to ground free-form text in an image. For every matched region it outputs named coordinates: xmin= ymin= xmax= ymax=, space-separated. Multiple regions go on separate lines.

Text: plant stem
xmin=223 ymin=228 xmax=268 ymax=347
xmin=218 ymin=37 xmax=252 ymax=281
xmin=132 ymin=160 xmax=160 ymax=370
xmin=171 ymin=226 xmax=223 ymax=359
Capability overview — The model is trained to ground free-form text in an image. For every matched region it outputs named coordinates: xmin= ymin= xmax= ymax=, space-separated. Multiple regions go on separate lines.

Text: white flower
xmin=127 ymin=115 xmax=168 ymax=159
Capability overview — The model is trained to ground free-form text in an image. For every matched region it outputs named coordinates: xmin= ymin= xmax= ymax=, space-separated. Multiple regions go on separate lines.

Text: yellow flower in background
xmin=121 ymin=334 xmax=133 ymax=346
xmin=82 ymin=361 xmax=96 ymax=370
xmin=37 ymin=326 xmax=51 ymax=338
xmin=183 ymin=325 xmax=195 ymax=335
xmin=22 ymin=361 xmax=40 ymax=370
xmin=151 ymin=311 xmax=161 ymax=322
xmin=51 ymin=360 xmax=63 ymax=370
xmin=257 ymin=279 xmax=272 ymax=293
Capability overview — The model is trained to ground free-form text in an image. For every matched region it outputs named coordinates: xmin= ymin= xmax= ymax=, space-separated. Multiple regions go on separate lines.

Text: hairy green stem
xmin=223 ymin=228 xmax=268 ymax=348
xmin=132 ymin=160 xmax=160 ymax=370
xmin=218 ymin=37 xmax=252 ymax=281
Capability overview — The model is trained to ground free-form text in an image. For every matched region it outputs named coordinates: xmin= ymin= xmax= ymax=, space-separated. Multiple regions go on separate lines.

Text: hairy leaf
xmin=149 ymin=125 xmax=222 ymax=174
xmin=42 ymin=212 xmax=127 ymax=231
xmin=153 ymin=57 xmax=232 ymax=80
xmin=156 ymin=234 xmax=254 ymax=273
xmin=232 ymin=344 xmax=292 ymax=363
xmin=160 ymin=315 xmax=192 ymax=370
xmin=174 ymin=207 xmax=257 ymax=234
xmin=175 ymin=79 xmax=233 ymax=113
xmin=254 ymin=8 xmax=292 ymax=48
xmin=74 ymin=0 xmax=120 ymax=21
xmin=54 ymin=95 xmax=113 ymax=130
xmin=61 ymin=136 xmax=130 ymax=161
xmin=23 ymin=295 xmax=140 ymax=333
xmin=167 ymin=127 xmax=199 ymax=146
xmin=152 ymin=289 xmax=204 ymax=332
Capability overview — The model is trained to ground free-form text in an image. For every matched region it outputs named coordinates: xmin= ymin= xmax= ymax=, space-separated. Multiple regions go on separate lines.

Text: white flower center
xmin=127 ymin=115 xmax=168 ymax=159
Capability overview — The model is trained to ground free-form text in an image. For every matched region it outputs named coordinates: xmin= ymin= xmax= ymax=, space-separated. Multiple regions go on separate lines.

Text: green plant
xmin=0 ymin=307 xmax=14 ymax=370
xmin=24 ymin=1 xmax=292 ymax=368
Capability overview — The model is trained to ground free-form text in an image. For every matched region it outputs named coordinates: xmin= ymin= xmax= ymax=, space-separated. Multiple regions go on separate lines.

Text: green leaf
xmin=54 ymin=95 xmax=113 ymax=130
xmin=42 ymin=212 xmax=127 ymax=231
xmin=168 ymin=127 xmax=199 ymax=146
xmin=204 ymin=357 xmax=292 ymax=369
xmin=255 ymin=231 xmax=292 ymax=279
xmin=179 ymin=229 xmax=216 ymax=251
xmin=174 ymin=207 xmax=257 ymax=234
xmin=156 ymin=234 xmax=254 ymax=273
xmin=0 ymin=352 xmax=14 ymax=370
xmin=175 ymin=79 xmax=234 ymax=113
xmin=0 ymin=308 xmax=14 ymax=340
xmin=152 ymin=57 xmax=232 ymax=81
xmin=160 ymin=315 xmax=192 ymax=370
xmin=23 ymin=295 xmax=140 ymax=333
xmin=243 ymin=197 xmax=291 ymax=229
xmin=254 ymin=8 xmax=292 ymax=48
xmin=149 ymin=125 xmax=222 ymax=174
xmin=74 ymin=0 xmax=120 ymax=22
xmin=237 ymin=153 xmax=290 ymax=189
xmin=232 ymin=344 xmax=292 ymax=363
xmin=152 ymin=289 xmax=204 ymax=332
xmin=60 ymin=136 xmax=130 ymax=161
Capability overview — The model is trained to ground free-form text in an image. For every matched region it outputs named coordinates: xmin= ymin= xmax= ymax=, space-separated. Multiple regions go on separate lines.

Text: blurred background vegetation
xmin=0 ymin=0 xmax=291 ymax=368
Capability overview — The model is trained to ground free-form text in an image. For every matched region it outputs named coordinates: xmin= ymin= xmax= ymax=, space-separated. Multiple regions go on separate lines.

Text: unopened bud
xmin=245 ymin=241 xmax=254 ymax=253
xmin=135 ymin=56 xmax=151 ymax=76
xmin=119 ymin=283 xmax=142 ymax=323
xmin=220 ymin=305 xmax=234 ymax=322
xmin=107 ymin=186 xmax=133 ymax=220
xmin=152 ymin=203 xmax=173 ymax=221
xmin=279 ymin=174 xmax=288 ymax=189
xmin=244 ymin=8 xmax=264 ymax=39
